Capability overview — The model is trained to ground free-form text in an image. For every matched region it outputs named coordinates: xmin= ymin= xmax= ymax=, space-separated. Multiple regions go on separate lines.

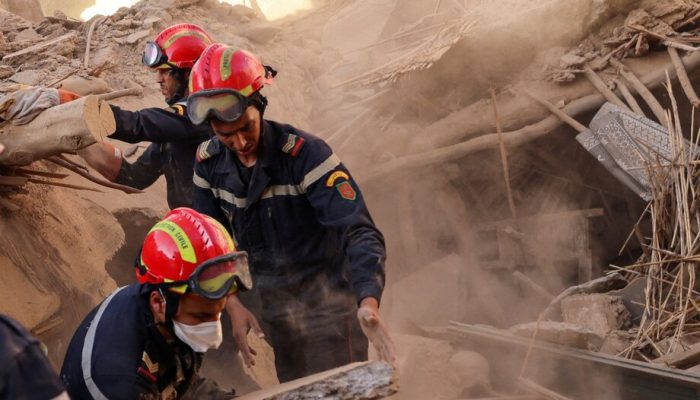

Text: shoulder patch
xmin=326 ymin=170 xmax=349 ymax=187
xmin=281 ymin=133 xmax=305 ymax=157
xmin=196 ymin=139 xmax=219 ymax=162
xmin=167 ymin=104 xmax=186 ymax=116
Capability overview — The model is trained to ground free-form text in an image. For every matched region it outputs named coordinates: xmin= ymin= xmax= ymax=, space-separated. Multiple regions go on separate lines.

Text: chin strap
xmin=165 ymin=68 xmax=189 ymax=106
xmin=249 ymin=91 xmax=268 ymax=118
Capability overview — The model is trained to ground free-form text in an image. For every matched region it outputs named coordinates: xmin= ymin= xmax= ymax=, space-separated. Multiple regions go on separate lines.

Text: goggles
xmin=164 ymin=252 xmax=253 ymax=299
xmin=142 ymin=41 xmax=177 ymax=69
xmin=187 ymin=89 xmax=253 ymax=125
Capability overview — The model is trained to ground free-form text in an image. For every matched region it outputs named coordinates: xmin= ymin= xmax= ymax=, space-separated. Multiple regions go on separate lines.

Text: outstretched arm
xmin=110 ymin=104 xmax=211 ymax=144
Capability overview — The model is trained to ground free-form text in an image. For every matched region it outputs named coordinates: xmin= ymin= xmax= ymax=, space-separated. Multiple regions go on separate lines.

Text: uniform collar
xmin=259 ymin=120 xmax=281 ymax=170
xmin=245 ymin=121 xmax=276 ymax=209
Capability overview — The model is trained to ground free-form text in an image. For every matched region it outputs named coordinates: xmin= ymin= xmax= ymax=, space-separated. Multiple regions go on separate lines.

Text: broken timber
xmin=448 ymin=322 xmax=700 ymax=400
xmin=1 ymin=32 xmax=78 ymax=62
xmin=654 ymin=343 xmax=700 ymax=369
xmin=236 ymin=361 xmax=397 ymax=400
xmin=0 ymin=96 xmax=115 ymax=166
xmin=365 ymin=50 xmax=700 ymax=185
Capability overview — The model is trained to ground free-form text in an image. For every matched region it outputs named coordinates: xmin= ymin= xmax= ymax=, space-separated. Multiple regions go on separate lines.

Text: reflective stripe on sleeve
xmin=193 ymin=172 xmax=211 ymax=189
xmin=81 ymin=286 xmax=127 ymax=400
xmin=301 ymin=153 xmax=341 ymax=192
xmin=211 ymin=187 xmax=247 ymax=209
xmin=261 ymin=184 xmax=303 ymax=199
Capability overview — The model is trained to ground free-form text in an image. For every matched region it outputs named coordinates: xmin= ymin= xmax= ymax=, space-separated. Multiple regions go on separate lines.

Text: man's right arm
xmin=110 ymin=104 xmax=209 ymax=143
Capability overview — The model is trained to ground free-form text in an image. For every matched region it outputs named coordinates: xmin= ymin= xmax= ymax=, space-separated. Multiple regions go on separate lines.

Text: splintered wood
xmin=236 ymin=361 xmax=397 ymax=400
xmin=0 ymin=95 xmax=115 ymax=166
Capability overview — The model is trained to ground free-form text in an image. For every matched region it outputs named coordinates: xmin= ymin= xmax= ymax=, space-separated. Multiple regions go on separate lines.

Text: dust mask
xmin=172 ymin=318 xmax=223 ymax=353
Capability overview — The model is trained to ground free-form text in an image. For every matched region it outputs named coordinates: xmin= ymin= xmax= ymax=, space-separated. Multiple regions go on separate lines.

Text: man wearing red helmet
xmin=60 ymin=208 xmax=250 ymax=399
xmin=188 ymin=44 xmax=395 ymax=382
xmin=79 ymin=23 xmax=214 ymax=209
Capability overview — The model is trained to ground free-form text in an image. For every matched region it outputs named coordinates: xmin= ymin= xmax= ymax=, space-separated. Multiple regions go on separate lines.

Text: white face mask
xmin=172 ymin=319 xmax=223 ymax=353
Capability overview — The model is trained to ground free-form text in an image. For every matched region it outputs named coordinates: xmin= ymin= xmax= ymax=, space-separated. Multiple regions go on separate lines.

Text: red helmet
xmin=186 ymin=44 xmax=275 ymax=124
xmin=189 ymin=44 xmax=273 ymax=95
xmin=136 ymin=208 xmax=252 ymax=298
xmin=142 ymin=23 xmax=213 ymax=69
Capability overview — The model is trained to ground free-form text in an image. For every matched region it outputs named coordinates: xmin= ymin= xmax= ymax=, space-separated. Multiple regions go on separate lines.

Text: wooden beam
xmin=0 ymin=175 xmax=28 ymax=186
xmin=583 ymin=66 xmax=630 ymax=111
xmin=97 ymin=87 xmax=143 ymax=102
xmin=0 ymin=95 xmax=115 ymax=166
xmin=364 ymin=50 xmax=700 ymax=185
xmin=2 ymin=32 xmax=77 ymax=62
xmin=667 ymin=47 xmax=700 ymax=108
xmin=654 ymin=343 xmax=700 ymax=369
xmin=236 ymin=361 xmax=397 ymax=400
xmin=13 ymin=168 xmax=69 ymax=179
xmin=448 ymin=322 xmax=700 ymax=395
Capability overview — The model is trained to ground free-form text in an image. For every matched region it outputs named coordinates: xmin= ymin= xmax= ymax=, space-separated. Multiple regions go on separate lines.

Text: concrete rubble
xmin=560 ymin=293 xmax=632 ymax=336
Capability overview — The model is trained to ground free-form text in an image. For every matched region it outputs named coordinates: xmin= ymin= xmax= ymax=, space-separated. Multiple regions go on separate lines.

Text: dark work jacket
xmin=0 ymin=315 xmax=66 ymax=400
xmin=60 ymin=284 xmax=201 ymax=400
xmin=109 ymin=101 xmax=212 ymax=209
xmin=192 ymin=120 xmax=386 ymax=321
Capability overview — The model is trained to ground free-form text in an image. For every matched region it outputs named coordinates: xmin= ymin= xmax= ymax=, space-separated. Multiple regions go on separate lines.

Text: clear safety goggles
xmin=142 ymin=41 xmax=177 ymax=69
xmin=187 ymin=89 xmax=252 ymax=125
xmin=167 ymin=251 xmax=253 ymax=299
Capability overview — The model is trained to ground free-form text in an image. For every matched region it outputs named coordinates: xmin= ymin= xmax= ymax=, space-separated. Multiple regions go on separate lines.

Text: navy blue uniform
xmin=60 ymin=284 xmax=212 ymax=400
xmin=109 ymin=101 xmax=211 ymax=209
xmin=0 ymin=315 xmax=66 ymax=400
xmin=192 ymin=120 xmax=386 ymax=381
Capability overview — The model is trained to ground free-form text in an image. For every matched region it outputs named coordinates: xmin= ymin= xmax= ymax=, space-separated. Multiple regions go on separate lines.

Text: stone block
xmin=561 ymin=293 xmax=631 ymax=336
xmin=510 ymin=321 xmax=604 ymax=351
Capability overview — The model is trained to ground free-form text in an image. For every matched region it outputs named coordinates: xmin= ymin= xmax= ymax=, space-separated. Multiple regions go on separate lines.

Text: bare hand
xmin=226 ymin=296 xmax=264 ymax=368
xmin=357 ymin=297 xmax=396 ymax=368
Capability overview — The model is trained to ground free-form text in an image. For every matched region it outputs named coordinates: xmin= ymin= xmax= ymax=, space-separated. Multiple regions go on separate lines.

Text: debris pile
xmin=549 ymin=0 xmax=700 ymax=82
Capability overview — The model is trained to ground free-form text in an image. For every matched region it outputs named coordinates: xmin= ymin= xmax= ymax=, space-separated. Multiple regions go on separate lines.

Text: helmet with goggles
xmin=135 ymin=207 xmax=252 ymax=299
xmin=142 ymin=23 xmax=213 ymax=69
xmin=187 ymin=43 xmax=276 ymax=125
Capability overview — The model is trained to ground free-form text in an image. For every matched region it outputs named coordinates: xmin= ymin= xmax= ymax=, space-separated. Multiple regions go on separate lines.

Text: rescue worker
xmin=0 ymin=314 xmax=68 ymax=399
xmin=188 ymin=44 xmax=396 ymax=382
xmin=60 ymin=207 xmax=252 ymax=399
xmin=80 ymin=23 xmax=213 ymax=209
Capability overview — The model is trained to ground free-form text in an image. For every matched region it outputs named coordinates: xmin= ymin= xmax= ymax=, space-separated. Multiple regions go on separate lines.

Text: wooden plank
xmin=0 ymin=95 xmax=114 ymax=166
xmin=14 ymin=168 xmax=69 ymax=179
xmin=0 ymin=175 xmax=28 ymax=186
xmin=654 ymin=343 xmax=700 ymax=369
xmin=448 ymin=322 xmax=700 ymax=399
xmin=236 ymin=361 xmax=397 ymax=400
xmin=2 ymin=32 xmax=77 ymax=62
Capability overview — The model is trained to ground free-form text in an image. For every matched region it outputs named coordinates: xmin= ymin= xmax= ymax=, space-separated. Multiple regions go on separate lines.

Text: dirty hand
xmin=226 ymin=295 xmax=264 ymax=368
xmin=357 ymin=297 xmax=396 ymax=368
